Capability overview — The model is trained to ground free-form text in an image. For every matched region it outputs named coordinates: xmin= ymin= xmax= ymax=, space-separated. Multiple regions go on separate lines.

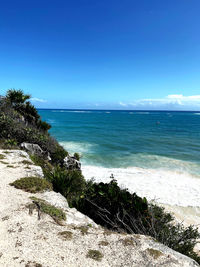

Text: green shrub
xmin=0 ymin=154 xmax=5 ymax=160
xmin=4 ymin=139 xmax=18 ymax=147
xmin=0 ymin=89 xmax=68 ymax=164
xmin=30 ymin=154 xmax=53 ymax=177
xmin=58 ymin=231 xmax=73 ymax=240
xmin=29 ymin=197 xmax=66 ymax=222
xmin=99 ymin=241 xmax=109 ymax=246
xmin=74 ymin=178 xmax=200 ymax=264
xmin=6 ymin=89 xmax=30 ymax=105
xmin=20 ymin=160 xmax=33 ymax=165
xmin=37 ymin=120 xmax=51 ymax=132
xmin=76 ymin=178 xmax=148 ymax=231
xmin=10 ymin=177 xmax=52 ymax=193
xmin=74 ymin=152 xmax=80 ymax=161
xmin=7 ymin=165 xmax=15 ymax=168
xmin=86 ymin=250 xmax=103 ymax=261
xmin=50 ymin=144 xmax=68 ymax=164
xmin=46 ymin=166 xmax=86 ymax=206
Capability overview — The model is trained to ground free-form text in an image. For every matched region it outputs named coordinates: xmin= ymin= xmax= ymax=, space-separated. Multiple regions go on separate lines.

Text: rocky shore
xmin=0 ymin=149 xmax=199 ymax=267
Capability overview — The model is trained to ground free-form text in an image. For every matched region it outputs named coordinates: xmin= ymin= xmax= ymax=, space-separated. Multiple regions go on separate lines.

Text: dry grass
xmin=99 ymin=241 xmax=109 ymax=246
xmin=121 ymin=238 xmax=135 ymax=246
xmin=58 ymin=231 xmax=73 ymax=240
xmin=0 ymin=154 xmax=6 ymax=160
xmin=86 ymin=250 xmax=103 ymax=261
xmin=20 ymin=160 xmax=33 ymax=165
xmin=146 ymin=248 xmax=163 ymax=259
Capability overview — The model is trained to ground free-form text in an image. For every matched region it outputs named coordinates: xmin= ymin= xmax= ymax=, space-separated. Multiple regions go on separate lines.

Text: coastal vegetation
xmin=86 ymin=250 xmax=104 ymax=261
xmin=45 ymin=165 xmax=86 ymax=206
xmin=1 ymin=89 xmax=200 ymax=264
xmin=10 ymin=177 xmax=53 ymax=193
xmin=58 ymin=231 xmax=73 ymax=240
xmin=29 ymin=197 xmax=66 ymax=222
xmin=0 ymin=89 xmax=67 ymax=164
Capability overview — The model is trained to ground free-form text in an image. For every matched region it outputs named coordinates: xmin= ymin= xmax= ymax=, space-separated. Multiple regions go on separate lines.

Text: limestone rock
xmin=20 ymin=142 xmax=51 ymax=161
xmin=39 ymin=191 xmax=97 ymax=227
xmin=63 ymin=155 xmax=81 ymax=170
xmin=40 ymin=191 xmax=69 ymax=209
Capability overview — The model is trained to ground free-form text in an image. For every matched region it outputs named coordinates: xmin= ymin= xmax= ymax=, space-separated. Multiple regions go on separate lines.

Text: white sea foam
xmin=110 ymin=153 xmax=200 ymax=175
xmin=135 ymin=112 xmax=150 ymax=114
xmin=82 ymin=165 xmax=200 ymax=207
xmin=52 ymin=110 xmax=92 ymax=113
xmin=60 ymin=141 xmax=97 ymax=154
xmin=46 ymin=119 xmax=55 ymax=124
xmin=194 ymin=113 xmax=200 ymax=115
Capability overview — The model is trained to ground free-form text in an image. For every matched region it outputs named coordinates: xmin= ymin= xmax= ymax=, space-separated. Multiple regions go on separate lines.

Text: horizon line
xmin=37 ymin=108 xmax=200 ymax=112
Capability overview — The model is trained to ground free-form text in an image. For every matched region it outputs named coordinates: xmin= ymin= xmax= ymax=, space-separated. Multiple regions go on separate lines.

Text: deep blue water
xmin=38 ymin=110 xmax=200 ymax=175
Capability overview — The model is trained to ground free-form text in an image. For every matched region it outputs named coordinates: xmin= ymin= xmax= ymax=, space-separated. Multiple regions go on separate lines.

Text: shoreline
xmin=82 ymin=164 xmax=200 ymax=208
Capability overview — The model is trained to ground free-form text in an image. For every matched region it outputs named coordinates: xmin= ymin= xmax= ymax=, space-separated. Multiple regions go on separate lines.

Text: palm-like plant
xmin=6 ymin=89 xmax=31 ymax=105
xmin=5 ymin=89 xmax=50 ymax=132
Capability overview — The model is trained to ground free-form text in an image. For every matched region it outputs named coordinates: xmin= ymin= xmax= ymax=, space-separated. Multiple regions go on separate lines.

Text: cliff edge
xmin=0 ymin=150 xmax=198 ymax=267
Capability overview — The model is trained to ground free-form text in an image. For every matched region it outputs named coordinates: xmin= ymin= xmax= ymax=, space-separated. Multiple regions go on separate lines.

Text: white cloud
xmin=167 ymin=94 xmax=200 ymax=101
xmin=31 ymin=97 xmax=47 ymax=103
xmin=118 ymin=94 xmax=200 ymax=110
xmin=167 ymin=94 xmax=184 ymax=99
xmin=119 ymin=101 xmax=128 ymax=107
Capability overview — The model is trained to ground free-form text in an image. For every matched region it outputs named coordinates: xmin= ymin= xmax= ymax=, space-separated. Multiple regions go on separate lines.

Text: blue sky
xmin=0 ymin=0 xmax=200 ymax=110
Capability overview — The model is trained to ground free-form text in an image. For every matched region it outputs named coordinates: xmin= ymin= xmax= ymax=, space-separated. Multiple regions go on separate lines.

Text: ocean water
xmin=39 ymin=109 xmax=200 ymax=207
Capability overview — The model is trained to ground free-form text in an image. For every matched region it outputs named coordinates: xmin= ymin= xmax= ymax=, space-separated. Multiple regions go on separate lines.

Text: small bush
xmin=76 ymin=178 xmax=148 ymax=231
xmin=76 ymin=225 xmax=89 ymax=235
xmin=58 ymin=231 xmax=73 ymax=240
xmin=25 ymin=261 xmax=42 ymax=267
xmin=121 ymin=238 xmax=135 ymax=246
xmin=50 ymin=144 xmax=68 ymax=165
xmin=30 ymin=197 xmax=66 ymax=222
xmin=0 ymin=154 xmax=5 ymax=160
xmin=46 ymin=166 xmax=86 ymax=206
xmin=37 ymin=120 xmax=51 ymax=132
xmin=74 ymin=152 xmax=80 ymax=161
xmin=7 ymin=165 xmax=15 ymax=168
xmin=30 ymin=154 xmax=53 ymax=177
xmin=10 ymin=177 xmax=52 ymax=193
xmin=0 ymin=89 xmax=68 ymax=165
xmin=146 ymin=248 xmax=163 ymax=259
xmin=99 ymin=241 xmax=109 ymax=246
xmin=5 ymin=138 xmax=17 ymax=147
xmin=20 ymin=160 xmax=33 ymax=165
xmin=86 ymin=250 xmax=103 ymax=261
xmin=74 ymin=178 xmax=200 ymax=264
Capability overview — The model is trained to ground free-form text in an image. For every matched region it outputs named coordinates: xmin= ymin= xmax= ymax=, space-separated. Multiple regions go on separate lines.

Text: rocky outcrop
xmin=40 ymin=191 xmax=97 ymax=226
xmin=63 ymin=155 xmax=81 ymax=170
xmin=20 ymin=142 xmax=51 ymax=161
xmin=0 ymin=150 xmax=199 ymax=267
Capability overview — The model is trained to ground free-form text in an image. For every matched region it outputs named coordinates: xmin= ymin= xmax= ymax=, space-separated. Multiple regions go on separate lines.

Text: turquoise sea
xmin=39 ymin=109 xmax=200 ymax=207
